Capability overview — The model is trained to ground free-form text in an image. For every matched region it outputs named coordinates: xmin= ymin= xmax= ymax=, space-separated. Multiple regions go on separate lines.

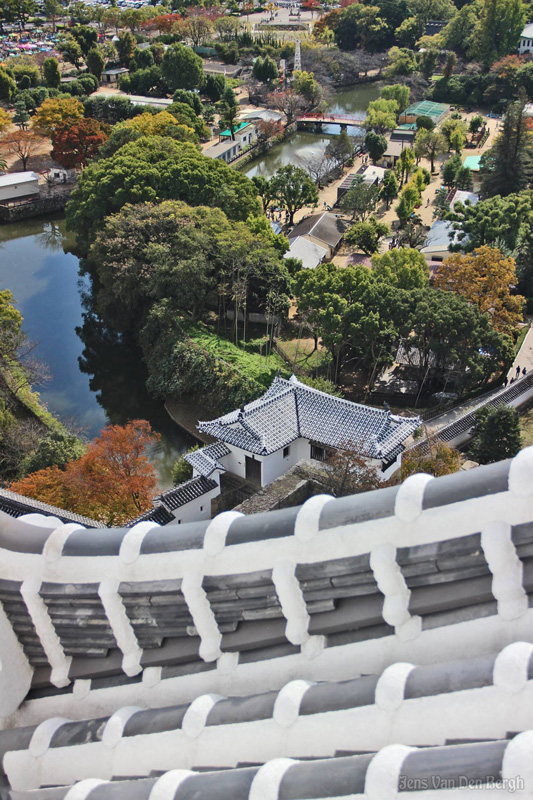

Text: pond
xmin=243 ymin=82 xmax=380 ymax=179
xmin=0 ymin=218 xmax=193 ymax=490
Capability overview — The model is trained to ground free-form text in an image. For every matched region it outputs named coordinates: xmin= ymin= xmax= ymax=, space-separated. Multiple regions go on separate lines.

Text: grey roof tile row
xmin=8 ymin=739 xmax=521 ymax=800
xmin=0 ymin=456 xmax=514 ymax=558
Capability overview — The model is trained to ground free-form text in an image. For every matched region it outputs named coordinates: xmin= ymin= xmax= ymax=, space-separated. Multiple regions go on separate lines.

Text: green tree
xmin=292 ymin=70 xmax=322 ymax=111
xmin=441 ymin=152 xmax=462 ymax=186
xmin=345 ymin=216 xmax=390 ymax=255
xmin=334 ymin=3 xmax=389 ymax=50
xmin=43 ymin=57 xmax=61 ymax=89
xmin=57 ymin=35 xmax=84 ymax=69
xmin=480 ymin=94 xmax=533 ymax=197
xmin=66 ymin=137 xmax=261 ymax=255
xmin=415 ymin=115 xmax=434 ymax=131
xmin=0 ymin=68 xmax=16 ymax=101
xmin=13 ymin=100 xmax=29 ymax=130
xmin=433 ymin=186 xmax=450 ymax=219
xmin=408 ymin=0 xmax=455 ymax=26
xmin=414 ymin=128 xmax=447 ymax=172
xmin=441 ymin=118 xmax=468 ymax=151
xmin=364 ymin=97 xmax=399 ymax=133
xmin=364 ymin=130 xmax=388 ymax=163
xmin=395 ymin=183 xmax=420 ymax=222
xmin=455 ymin=165 xmax=473 ymax=190
xmin=380 ymin=83 xmax=410 ymax=112
xmin=371 ymin=247 xmax=429 ymax=288
xmin=270 ymin=165 xmax=319 ymax=225
xmin=385 ymin=46 xmax=418 ymax=77
xmin=162 ymin=43 xmax=204 ymax=91
xmin=203 ymin=73 xmax=225 ymax=102
xmin=442 ymin=51 xmax=457 ymax=78
xmin=86 ymin=48 xmax=105 ymax=81
xmin=116 ymin=30 xmax=136 ymax=68
xmin=473 ymin=0 xmax=526 ymax=66
xmin=340 ymin=175 xmax=380 ymax=220
xmin=469 ymin=115 xmax=484 ymax=136
xmin=252 ymin=55 xmax=279 ymax=83
xmin=395 ymin=16 xmax=423 ymax=48
xmin=446 ymin=191 xmax=533 ymax=253
xmin=396 ymin=146 xmax=415 ymax=185
xmin=71 ymin=24 xmax=97 ymax=57
xmin=43 ymin=0 xmax=63 ymax=32
xmin=418 ymin=48 xmax=438 ymax=79
xmin=21 ymin=431 xmax=86 ymax=475
xmin=380 ymin=169 xmax=399 ymax=208
xmin=217 ymin=86 xmax=240 ymax=140
xmin=470 ymin=405 xmax=522 ymax=463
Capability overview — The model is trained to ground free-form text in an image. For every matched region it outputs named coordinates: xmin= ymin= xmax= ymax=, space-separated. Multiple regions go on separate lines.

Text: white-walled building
xmin=193 ymin=375 xmax=420 ymax=487
xmin=0 ymin=172 xmax=40 ymax=203
xmin=518 ymin=22 xmax=533 ymax=52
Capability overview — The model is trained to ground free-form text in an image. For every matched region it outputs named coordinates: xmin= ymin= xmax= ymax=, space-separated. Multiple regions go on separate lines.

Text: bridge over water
xmin=295 ymin=112 xmax=366 ymax=128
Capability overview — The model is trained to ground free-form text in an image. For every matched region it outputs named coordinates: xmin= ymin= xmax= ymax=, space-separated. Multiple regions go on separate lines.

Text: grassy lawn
xmin=276 ymin=337 xmax=328 ymax=373
xmin=190 ymin=325 xmax=290 ymax=388
xmin=520 ymin=406 xmax=533 ymax=447
xmin=515 ymin=323 xmax=530 ymax=355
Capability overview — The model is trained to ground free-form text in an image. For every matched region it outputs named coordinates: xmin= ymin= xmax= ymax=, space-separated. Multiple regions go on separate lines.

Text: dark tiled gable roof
xmin=0 ymin=488 xmax=103 ymax=528
xmin=289 ymin=212 xmax=347 ymax=249
xmin=157 ymin=475 xmax=218 ymax=511
xmin=184 ymin=442 xmax=230 ymax=477
xmin=198 ymin=375 xmax=420 ymax=458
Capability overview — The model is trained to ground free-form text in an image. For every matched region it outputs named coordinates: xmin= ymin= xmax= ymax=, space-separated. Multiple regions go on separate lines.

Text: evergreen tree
xmin=381 ymin=169 xmax=399 ymax=208
xmin=470 ymin=405 xmax=522 ymax=464
xmin=480 ymin=94 xmax=533 ymax=197
xmin=13 ymin=100 xmax=29 ymax=130
xmin=43 ymin=56 xmax=61 ymax=88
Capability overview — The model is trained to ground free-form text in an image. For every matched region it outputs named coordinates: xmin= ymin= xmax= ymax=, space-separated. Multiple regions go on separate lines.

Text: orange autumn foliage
xmin=434 ymin=245 xmax=524 ymax=337
xmin=10 ymin=420 xmax=160 ymax=525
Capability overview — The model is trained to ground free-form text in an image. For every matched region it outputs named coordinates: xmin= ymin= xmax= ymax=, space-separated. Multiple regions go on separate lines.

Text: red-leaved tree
xmin=52 ymin=118 xmax=110 ymax=168
xmin=10 ymin=420 xmax=160 ymax=525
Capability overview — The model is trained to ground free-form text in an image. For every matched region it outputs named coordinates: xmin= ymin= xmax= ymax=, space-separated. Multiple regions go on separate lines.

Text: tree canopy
xmin=269 ymin=165 xmax=319 ymax=224
xmin=469 ymin=404 xmax=522 ymax=463
xmin=9 ymin=420 xmax=159 ymax=526
xmin=162 ymin=42 xmax=204 ymax=91
xmin=434 ymin=246 xmax=524 ymax=336
xmin=66 ymin=136 xmax=261 ymax=254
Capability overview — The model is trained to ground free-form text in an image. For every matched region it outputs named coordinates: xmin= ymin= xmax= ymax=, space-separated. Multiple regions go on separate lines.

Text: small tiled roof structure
xmin=0 ymin=488 xmax=103 ymax=527
xmin=289 ymin=212 xmax=347 ymax=251
xmin=198 ymin=375 xmax=420 ymax=460
xmin=156 ymin=475 xmax=218 ymax=511
xmin=185 ymin=442 xmax=231 ymax=477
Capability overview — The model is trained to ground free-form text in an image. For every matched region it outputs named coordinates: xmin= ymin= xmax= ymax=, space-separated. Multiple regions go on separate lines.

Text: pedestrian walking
xmin=516 ymin=365 xmax=521 ymax=377
xmin=510 ymin=377 xmax=515 ymax=384
xmin=523 ymin=367 xmax=527 ymax=375
xmin=504 ymin=377 xmax=508 ymax=387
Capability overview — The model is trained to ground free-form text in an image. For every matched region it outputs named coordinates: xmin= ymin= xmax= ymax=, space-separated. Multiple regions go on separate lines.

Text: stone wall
xmin=0 ymin=192 xmax=71 ymax=223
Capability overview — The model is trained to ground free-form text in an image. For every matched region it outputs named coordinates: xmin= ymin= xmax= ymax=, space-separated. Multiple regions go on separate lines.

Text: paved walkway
xmin=508 ymin=322 xmax=533 ymax=381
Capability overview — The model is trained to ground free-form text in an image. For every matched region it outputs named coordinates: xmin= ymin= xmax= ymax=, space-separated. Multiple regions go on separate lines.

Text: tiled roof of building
xmin=198 ymin=375 xmax=420 ymax=459
xmin=157 ymin=475 xmax=218 ymax=511
xmin=0 ymin=452 xmax=533 ymax=796
xmin=289 ymin=212 xmax=347 ymax=250
xmin=184 ymin=442 xmax=230 ymax=477
xmin=0 ymin=488 xmax=103 ymax=527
